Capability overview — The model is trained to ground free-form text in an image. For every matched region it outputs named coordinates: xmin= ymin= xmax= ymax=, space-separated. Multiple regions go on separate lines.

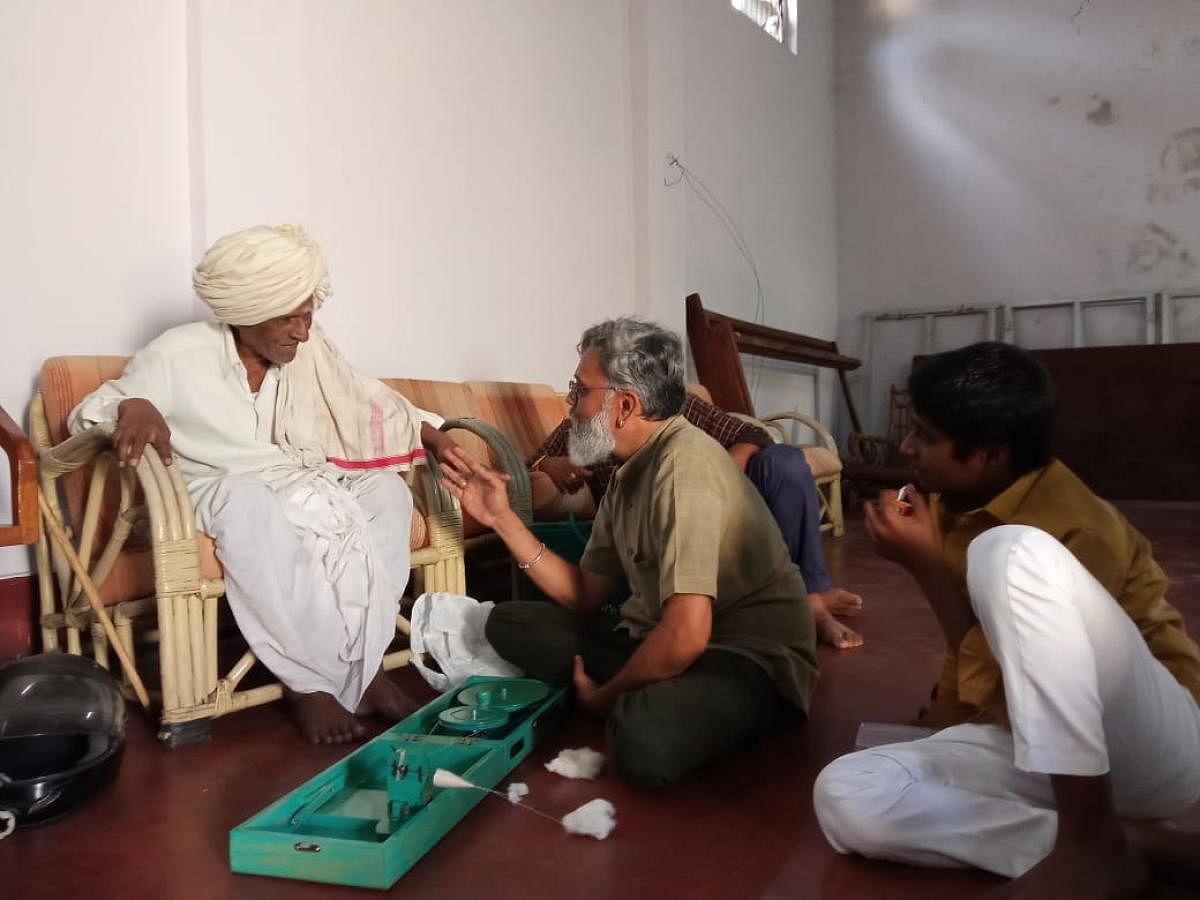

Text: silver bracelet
xmin=517 ymin=542 xmax=547 ymax=571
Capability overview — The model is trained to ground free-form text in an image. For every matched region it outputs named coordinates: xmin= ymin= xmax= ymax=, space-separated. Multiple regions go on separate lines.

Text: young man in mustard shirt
xmin=813 ymin=342 xmax=1200 ymax=897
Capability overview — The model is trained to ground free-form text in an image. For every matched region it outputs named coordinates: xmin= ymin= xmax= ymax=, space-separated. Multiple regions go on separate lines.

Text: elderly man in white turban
xmin=70 ymin=224 xmax=458 ymax=744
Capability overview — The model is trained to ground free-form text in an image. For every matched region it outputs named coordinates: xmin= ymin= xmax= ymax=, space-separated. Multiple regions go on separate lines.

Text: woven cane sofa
xmin=32 ymin=360 xmax=838 ymax=745
xmin=33 ymin=359 xmax=535 ymax=745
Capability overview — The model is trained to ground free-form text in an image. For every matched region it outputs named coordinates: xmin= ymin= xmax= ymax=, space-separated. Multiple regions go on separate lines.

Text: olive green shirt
xmin=579 ymin=416 xmax=818 ymax=711
xmin=928 ymin=459 xmax=1200 ymax=728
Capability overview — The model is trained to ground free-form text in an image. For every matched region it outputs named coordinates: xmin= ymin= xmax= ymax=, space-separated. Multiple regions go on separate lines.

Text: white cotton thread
xmin=432 ymin=769 xmax=616 ymax=839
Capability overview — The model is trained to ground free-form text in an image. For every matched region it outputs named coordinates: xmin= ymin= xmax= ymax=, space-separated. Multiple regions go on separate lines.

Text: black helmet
xmin=0 ymin=653 xmax=126 ymax=832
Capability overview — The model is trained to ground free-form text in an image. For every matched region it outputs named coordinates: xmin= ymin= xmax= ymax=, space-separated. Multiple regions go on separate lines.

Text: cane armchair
xmin=842 ymin=385 xmax=914 ymax=500
xmin=740 ymin=410 xmax=846 ymax=538
xmin=33 ymin=357 xmax=469 ymax=746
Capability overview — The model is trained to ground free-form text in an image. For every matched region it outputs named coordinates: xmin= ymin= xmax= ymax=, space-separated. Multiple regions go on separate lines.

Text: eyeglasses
xmin=566 ymin=379 xmax=615 ymax=404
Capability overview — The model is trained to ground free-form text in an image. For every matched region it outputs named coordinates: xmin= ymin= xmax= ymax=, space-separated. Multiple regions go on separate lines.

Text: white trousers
xmin=813 ymin=525 xmax=1200 ymax=878
xmin=205 ymin=469 xmax=413 ymax=712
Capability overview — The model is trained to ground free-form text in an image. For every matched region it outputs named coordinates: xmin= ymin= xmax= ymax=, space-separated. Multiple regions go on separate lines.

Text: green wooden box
xmin=229 ymin=677 xmax=566 ymax=889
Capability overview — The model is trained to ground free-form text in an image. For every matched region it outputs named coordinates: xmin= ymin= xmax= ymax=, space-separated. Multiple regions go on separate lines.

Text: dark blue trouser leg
xmin=745 ymin=443 xmax=831 ymax=593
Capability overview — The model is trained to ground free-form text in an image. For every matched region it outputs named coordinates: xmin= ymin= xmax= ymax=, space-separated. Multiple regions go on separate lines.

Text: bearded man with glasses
xmin=439 ymin=318 xmax=817 ymax=788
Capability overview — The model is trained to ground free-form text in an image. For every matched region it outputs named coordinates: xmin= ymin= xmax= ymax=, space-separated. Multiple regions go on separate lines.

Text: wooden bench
xmin=685 ymin=293 xmax=861 ymax=536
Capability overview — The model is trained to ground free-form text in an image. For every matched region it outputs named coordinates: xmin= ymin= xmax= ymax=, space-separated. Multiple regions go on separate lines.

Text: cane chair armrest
xmin=36 ymin=425 xmax=114 ymax=480
xmin=760 ymin=411 xmax=839 ymax=457
xmin=38 ymin=427 xmax=195 ymax=532
xmin=38 ymin=427 xmax=201 ymax=582
xmin=408 ymin=464 xmax=464 ymax=555
xmin=439 ymin=416 xmax=534 ymax=525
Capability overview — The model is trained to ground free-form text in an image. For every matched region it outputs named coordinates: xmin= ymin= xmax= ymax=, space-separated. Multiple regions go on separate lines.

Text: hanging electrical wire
xmin=665 ymin=153 xmax=769 ymax=398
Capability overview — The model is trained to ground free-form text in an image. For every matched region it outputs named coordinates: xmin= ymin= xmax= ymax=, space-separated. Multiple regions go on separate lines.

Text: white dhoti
xmin=813 ymin=525 xmax=1200 ymax=878
xmin=204 ymin=468 xmax=413 ymax=712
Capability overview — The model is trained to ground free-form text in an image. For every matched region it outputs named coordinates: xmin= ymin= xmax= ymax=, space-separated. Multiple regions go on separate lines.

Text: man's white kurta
xmin=70 ymin=321 xmax=442 ymax=710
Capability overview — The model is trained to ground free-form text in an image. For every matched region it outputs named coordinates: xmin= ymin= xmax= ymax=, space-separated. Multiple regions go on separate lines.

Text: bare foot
xmin=992 ymin=834 xmax=1149 ymax=899
xmin=810 ymin=588 xmax=863 ymax=618
xmin=356 ymin=668 xmax=418 ymax=722
xmin=287 ymin=690 xmax=367 ymax=744
xmin=1125 ymin=819 xmax=1200 ymax=887
xmin=814 ymin=608 xmax=864 ymax=650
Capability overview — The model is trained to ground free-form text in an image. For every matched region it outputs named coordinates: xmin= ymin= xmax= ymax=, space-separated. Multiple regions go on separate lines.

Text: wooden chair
xmin=848 ymin=385 xmax=911 ymax=469
xmin=685 ymin=294 xmax=857 ymax=538
xmin=32 ymin=358 xmax=468 ymax=746
xmin=0 ymin=405 xmax=37 ymax=548
xmin=0 ymin=405 xmax=37 ymax=661
xmin=842 ymin=385 xmax=914 ymax=498
xmin=757 ymin=412 xmax=846 ymax=538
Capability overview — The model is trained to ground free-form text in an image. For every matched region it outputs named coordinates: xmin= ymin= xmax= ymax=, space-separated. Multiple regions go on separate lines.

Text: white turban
xmin=193 ymin=224 xmax=331 ymax=326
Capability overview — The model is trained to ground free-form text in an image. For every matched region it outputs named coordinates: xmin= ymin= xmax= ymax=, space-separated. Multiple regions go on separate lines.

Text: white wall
xmin=195 ymin=1 xmax=638 ymax=383
xmin=836 ymin=0 xmax=1200 ymax=429
xmin=682 ymin=0 xmax=839 ymax=425
xmin=0 ymin=1 xmax=194 ymax=576
xmin=628 ymin=0 xmax=687 ymax=329
xmin=0 ymin=0 xmax=837 ymax=579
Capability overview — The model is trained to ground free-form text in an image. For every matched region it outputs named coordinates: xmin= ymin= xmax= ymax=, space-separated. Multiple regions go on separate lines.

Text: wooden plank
xmin=685 ymin=292 xmax=861 ymax=418
xmin=686 ymin=294 xmax=754 ymax=415
xmin=717 ymin=314 xmax=841 ymax=353
xmin=731 ymin=331 xmax=861 ymax=370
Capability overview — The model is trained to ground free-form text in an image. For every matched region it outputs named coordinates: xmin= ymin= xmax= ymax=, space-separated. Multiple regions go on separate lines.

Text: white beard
xmin=567 ymin=396 xmax=616 ymax=466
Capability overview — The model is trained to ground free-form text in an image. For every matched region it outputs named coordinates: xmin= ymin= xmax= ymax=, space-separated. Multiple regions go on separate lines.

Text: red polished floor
xmin=2 ymin=504 xmax=1198 ymax=899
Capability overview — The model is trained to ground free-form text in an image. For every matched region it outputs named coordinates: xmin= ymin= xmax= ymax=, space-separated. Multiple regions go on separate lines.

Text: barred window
xmin=731 ymin=0 xmax=798 ymax=54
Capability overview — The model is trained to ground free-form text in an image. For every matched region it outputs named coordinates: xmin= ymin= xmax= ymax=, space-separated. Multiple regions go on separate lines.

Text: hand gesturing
xmin=439 ymin=446 xmax=513 ymax=529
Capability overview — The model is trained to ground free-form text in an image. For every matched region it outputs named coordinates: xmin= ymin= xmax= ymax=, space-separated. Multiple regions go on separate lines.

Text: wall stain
xmin=1183 ymin=36 xmax=1200 ymax=57
xmin=1086 ymin=96 xmax=1116 ymax=126
xmin=1148 ymin=127 xmax=1200 ymax=202
xmin=1127 ymin=223 xmax=1196 ymax=275
xmin=1046 ymin=96 xmax=1061 ymax=107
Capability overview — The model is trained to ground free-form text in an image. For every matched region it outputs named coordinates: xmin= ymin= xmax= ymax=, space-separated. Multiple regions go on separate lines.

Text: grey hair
xmin=577 ymin=317 xmax=686 ymax=420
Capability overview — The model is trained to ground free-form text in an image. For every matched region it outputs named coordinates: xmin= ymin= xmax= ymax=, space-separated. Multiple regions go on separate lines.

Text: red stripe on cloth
xmin=327 ymin=448 xmax=427 ymax=470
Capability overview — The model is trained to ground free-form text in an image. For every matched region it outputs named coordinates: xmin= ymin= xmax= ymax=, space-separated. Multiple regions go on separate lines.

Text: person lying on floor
xmin=440 ymin=317 xmax=818 ymax=788
xmin=812 ymin=341 xmax=1200 ymax=898
xmin=526 ymin=393 xmax=864 ymax=649
xmin=70 ymin=224 xmax=460 ymax=745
